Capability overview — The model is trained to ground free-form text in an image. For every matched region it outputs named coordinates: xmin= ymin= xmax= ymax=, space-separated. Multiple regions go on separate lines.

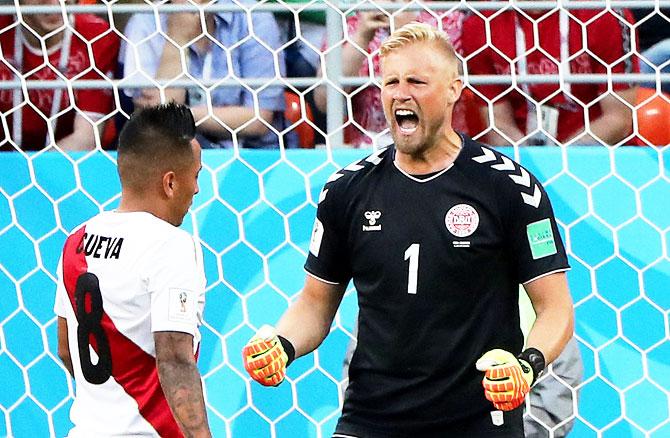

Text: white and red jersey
xmin=54 ymin=211 xmax=206 ymax=438
xmin=0 ymin=14 xmax=119 ymax=150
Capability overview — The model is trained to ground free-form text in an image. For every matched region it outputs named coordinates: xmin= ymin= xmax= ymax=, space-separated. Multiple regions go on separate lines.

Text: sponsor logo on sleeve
xmin=309 ymin=219 xmax=324 ymax=257
xmin=169 ymin=288 xmax=193 ymax=322
xmin=527 ymin=218 xmax=557 ymax=259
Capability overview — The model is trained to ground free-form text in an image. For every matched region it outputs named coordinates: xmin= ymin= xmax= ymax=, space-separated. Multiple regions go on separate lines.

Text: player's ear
xmin=448 ymin=76 xmax=463 ymax=105
xmin=162 ymin=171 xmax=177 ymax=198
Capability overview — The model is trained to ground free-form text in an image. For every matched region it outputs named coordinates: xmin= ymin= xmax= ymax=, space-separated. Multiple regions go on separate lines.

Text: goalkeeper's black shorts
xmin=333 ymin=406 xmax=524 ymax=438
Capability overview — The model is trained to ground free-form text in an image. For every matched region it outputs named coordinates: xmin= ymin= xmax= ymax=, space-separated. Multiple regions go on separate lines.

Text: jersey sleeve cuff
xmin=151 ymin=323 xmax=198 ymax=338
xmin=303 ymin=267 xmax=342 ymax=285
xmin=53 ymin=285 xmax=67 ymax=317
xmin=521 ymin=267 xmax=571 ymax=285
xmin=54 ymin=306 xmax=66 ymax=318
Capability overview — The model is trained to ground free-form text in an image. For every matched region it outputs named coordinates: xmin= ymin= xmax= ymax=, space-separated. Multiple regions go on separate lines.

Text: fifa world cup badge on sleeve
xmin=168 ymin=288 xmax=193 ymax=322
xmin=526 ymin=218 xmax=557 ymax=259
xmin=309 ymin=219 xmax=324 ymax=257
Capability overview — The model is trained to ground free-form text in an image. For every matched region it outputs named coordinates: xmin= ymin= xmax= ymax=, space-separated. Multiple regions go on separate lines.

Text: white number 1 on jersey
xmin=404 ymin=243 xmax=420 ymax=295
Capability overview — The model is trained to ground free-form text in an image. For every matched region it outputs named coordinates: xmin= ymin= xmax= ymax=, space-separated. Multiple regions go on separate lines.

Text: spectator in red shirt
xmin=0 ymin=0 xmax=119 ymax=151
xmin=462 ymin=5 xmax=638 ymax=146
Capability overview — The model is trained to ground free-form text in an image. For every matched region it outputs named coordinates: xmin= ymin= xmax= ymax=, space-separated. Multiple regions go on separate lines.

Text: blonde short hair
xmin=380 ymin=22 xmax=462 ymax=75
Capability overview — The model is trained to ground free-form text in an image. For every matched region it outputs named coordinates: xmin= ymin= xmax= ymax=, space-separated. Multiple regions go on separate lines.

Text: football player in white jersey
xmin=54 ymin=103 xmax=211 ymax=437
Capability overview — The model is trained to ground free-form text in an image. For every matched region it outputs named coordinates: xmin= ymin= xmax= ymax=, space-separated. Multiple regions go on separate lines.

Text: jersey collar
xmin=390 ymin=132 xmax=468 ymax=183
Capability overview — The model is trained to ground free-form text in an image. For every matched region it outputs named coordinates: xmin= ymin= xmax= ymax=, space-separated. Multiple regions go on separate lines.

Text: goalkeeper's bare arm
xmin=524 ymin=272 xmax=574 ymax=365
xmin=276 ymin=276 xmax=347 ymax=358
xmin=477 ymin=271 xmax=574 ymax=411
xmin=242 ymin=275 xmax=345 ymax=386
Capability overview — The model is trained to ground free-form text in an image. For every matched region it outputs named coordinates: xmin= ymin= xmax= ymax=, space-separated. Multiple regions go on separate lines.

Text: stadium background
xmin=0 ymin=1 xmax=669 ymax=437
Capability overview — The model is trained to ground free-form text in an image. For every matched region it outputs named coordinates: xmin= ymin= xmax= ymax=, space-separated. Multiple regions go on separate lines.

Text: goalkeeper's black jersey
xmin=304 ymin=135 xmax=569 ymax=436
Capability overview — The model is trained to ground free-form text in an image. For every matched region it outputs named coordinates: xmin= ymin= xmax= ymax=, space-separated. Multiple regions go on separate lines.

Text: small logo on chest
xmin=445 ymin=204 xmax=479 ymax=247
xmin=363 ymin=211 xmax=382 ymax=231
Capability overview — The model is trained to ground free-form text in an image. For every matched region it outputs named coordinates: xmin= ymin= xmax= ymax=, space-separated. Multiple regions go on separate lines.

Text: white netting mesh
xmin=0 ymin=1 xmax=669 ymax=437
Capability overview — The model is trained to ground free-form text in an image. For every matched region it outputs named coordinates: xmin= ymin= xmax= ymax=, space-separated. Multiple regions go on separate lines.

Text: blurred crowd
xmin=1 ymin=0 xmax=669 ymax=152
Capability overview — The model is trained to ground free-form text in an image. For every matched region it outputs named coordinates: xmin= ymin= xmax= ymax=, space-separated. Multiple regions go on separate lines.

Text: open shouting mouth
xmin=395 ymin=109 xmax=419 ymax=134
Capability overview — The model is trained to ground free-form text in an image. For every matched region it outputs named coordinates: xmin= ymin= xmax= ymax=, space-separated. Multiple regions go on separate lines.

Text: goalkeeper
xmin=242 ymin=23 xmax=574 ymax=437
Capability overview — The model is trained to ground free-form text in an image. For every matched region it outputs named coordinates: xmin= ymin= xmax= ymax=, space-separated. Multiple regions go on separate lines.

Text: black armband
xmin=518 ymin=347 xmax=546 ymax=385
xmin=278 ymin=335 xmax=296 ymax=367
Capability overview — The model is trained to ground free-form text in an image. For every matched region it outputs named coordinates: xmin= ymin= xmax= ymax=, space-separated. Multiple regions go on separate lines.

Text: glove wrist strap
xmin=278 ymin=335 xmax=296 ymax=367
xmin=518 ymin=347 xmax=546 ymax=385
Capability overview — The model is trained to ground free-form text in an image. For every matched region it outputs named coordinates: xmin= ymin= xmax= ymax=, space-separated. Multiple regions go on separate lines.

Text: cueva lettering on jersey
xmin=76 ymin=233 xmax=124 ymax=259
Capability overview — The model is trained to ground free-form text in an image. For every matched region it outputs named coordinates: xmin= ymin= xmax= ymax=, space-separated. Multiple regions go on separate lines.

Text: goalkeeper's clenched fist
xmin=242 ymin=325 xmax=295 ymax=387
xmin=476 ymin=348 xmax=546 ymax=411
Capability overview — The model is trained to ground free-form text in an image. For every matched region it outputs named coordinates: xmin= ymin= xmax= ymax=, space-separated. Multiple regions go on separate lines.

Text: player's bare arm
xmin=276 ymin=275 xmax=347 ymax=358
xmin=154 ymin=331 xmax=211 ymax=438
xmin=523 ymin=271 xmax=574 ymax=365
xmin=477 ymin=270 xmax=574 ymax=412
xmin=56 ymin=317 xmax=74 ymax=377
xmin=242 ymin=276 xmax=346 ymax=387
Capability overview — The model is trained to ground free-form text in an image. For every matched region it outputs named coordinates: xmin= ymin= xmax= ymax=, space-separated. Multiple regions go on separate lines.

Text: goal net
xmin=0 ymin=0 xmax=668 ymax=437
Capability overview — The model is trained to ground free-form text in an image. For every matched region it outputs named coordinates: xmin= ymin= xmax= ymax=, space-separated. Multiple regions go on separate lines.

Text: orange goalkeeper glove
xmin=476 ymin=348 xmax=545 ymax=411
xmin=242 ymin=325 xmax=295 ymax=387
